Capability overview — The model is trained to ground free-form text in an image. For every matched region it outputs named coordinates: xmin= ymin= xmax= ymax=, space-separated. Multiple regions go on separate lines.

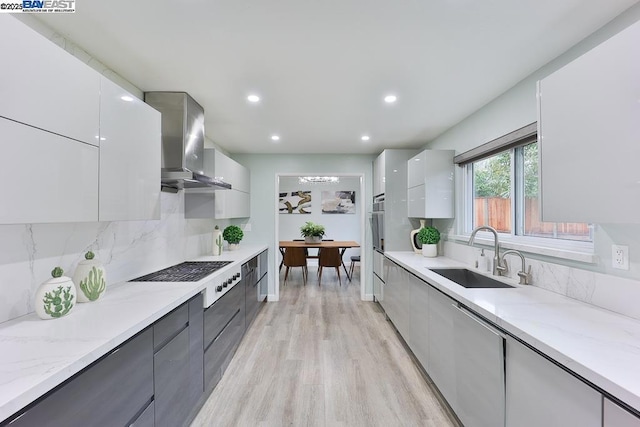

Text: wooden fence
xmin=474 ymin=197 xmax=591 ymax=240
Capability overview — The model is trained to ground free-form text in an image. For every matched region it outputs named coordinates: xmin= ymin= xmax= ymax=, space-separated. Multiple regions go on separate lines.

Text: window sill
xmin=447 ymin=233 xmax=597 ymax=264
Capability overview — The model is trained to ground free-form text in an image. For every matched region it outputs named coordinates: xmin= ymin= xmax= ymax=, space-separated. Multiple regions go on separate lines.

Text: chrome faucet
xmin=468 ymin=226 xmax=503 ymax=276
xmin=501 ymin=250 xmax=533 ymax=285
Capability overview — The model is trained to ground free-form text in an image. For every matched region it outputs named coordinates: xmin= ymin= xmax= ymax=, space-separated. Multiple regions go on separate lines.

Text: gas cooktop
xmin=129 ymin=261 xmax=233 ymax=282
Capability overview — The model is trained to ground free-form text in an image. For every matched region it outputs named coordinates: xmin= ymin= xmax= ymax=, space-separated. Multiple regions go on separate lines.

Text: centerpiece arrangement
xmin=300 ymin=221 xmax=325 ymax=244
xmin=223 ymin=225 xmax=244 ymax=250
xmin=417 ymin=226 xmax=440 ymax=257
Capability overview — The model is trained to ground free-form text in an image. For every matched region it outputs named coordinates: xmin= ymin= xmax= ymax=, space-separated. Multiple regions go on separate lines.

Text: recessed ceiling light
xmin=120 ymin=95 xmax=134 ymax=102
xmin=247 ymin=94 xmax=260 ymax=103
xmin=361 ymin=135 xmax=370 ymax=141
xmin=384 ymin=95 xmax=397 ymax=104
xmin=271 ymin=135 xmax=280 ymax=141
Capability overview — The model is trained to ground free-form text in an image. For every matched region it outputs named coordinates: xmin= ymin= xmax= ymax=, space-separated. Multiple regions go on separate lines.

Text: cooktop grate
xmin=129 ymin=261 xmax=233 ymax=282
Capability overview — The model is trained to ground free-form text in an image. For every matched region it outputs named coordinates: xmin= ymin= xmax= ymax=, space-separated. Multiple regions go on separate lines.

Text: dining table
xmin=279 ymin=240 xmax=360 ymax=281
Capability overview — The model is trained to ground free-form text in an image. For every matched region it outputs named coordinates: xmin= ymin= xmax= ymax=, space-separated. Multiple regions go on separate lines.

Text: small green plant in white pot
xmin=300 ymin=221 xmax=325 ymax=244
xmin=417 ymin=226 xmax=440 ymax=257
xmin=223 ymin=225 xmax=244 ymax=250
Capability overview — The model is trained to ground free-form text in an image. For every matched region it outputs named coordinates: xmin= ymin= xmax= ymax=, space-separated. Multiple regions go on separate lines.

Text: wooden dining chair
xmin=283 ymin=247 xmax=308 ymax=286
xmin=318 ymin=247 xmax=341 ymax=286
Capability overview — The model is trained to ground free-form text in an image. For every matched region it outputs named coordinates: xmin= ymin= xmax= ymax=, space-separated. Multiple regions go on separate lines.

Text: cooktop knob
xmin=216 ymin=285 xmax=223 ymax=292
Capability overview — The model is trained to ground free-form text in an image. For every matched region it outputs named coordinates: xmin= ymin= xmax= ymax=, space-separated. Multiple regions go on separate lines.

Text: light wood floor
xmin=191 ymin=267 xmax=457 ymax=427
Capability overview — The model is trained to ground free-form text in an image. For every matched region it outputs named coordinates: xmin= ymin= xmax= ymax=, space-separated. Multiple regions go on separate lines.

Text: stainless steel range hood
xmin=144 ymin=92 xmax=231 ymax=192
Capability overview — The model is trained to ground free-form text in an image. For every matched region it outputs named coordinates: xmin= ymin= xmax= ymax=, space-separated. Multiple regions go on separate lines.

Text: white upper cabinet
xmin=0 ymin=117 xmax=98 ymax=224
xmin=0 ymin=15 xmax=100 ymax=146
xmin=214 ymin=150 xmax=250 ymax=193
xmin=184 ymin=149 xmax=250 ymax=219
xmin=407 ymin=149 xmax=454 ymax=219
xmin=98 ymin=77 xmax=161 ymax=221
xmin=538 ymin=19 xmax=640 ymax=224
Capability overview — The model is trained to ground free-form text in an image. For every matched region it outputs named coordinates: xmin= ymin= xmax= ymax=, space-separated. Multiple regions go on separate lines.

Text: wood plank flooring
xmin=191 ymin=267 xmax=457 ymax=427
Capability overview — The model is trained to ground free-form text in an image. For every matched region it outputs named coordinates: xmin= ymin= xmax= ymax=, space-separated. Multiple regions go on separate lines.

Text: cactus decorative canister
xmin=73 ymin=251 xmax=107 ymax=303
xmin=35 ymin=267 xmax=77 ymax=320
xmin=212 ymin=225 xmax=223 ymax=256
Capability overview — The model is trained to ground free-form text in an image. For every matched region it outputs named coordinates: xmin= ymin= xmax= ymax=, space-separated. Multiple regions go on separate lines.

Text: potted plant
xmin=300 ymin=221 xmax=325 ymax=244
xmin=417 ymin=226 xmax=440 ymax=257
xmin=223 ymin=225 xmax=244 ymax=250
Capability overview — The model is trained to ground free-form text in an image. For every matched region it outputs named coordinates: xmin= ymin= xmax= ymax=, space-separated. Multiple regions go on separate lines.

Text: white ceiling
xmin=37 ymin=0 xmax=636 ymax=154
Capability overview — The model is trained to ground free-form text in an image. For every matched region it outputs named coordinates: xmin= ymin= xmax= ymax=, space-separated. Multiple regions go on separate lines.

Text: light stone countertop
xmin=385 ymin=251 xmax=640 ymax=413
xmin=0 ymin=244 xmax=268 ymax=422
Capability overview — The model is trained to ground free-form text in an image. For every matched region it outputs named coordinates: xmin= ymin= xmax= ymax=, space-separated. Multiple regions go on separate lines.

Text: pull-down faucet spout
xmin=468 ymin=226 xmax=502 ymax=276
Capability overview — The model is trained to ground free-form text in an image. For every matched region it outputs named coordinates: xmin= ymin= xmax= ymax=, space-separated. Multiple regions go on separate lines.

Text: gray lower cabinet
xmin=154 ymin=328 xmax=190 ymax=427
xmin=131 ymin=401 xmax=155 ymax=427
xmin=408 ymin=274 xmax=429 ymax=369
xmin=153 ymin=294 xmax=203 ymax=427
xmin=6 ymin=328 xmax=154 ymax=427
xmin=505 ymin=336 xmax=601 ymax=427
xmin=204 ymin=282 xmax=245 ymax=391
xmin=452 ymin=305 xmax=505 ymax=427
xmin=604 ymin=398 xmax=640 ymax=427
xmin=383 ymin=258 xmax=410 ymax=338
xmin=427 ymin=286 xmax=457 ymax=411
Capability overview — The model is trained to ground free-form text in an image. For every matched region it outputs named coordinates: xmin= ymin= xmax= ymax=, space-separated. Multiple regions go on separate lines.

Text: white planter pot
xmin=228 ymin=243 xmax=240 ymax=251
xmin=73 ymin=252 xmax=107 ymax=303
xmin=305 ymin=236 xmax=322 ymax=244
xmin=422 ymin=244 xmax=438 ymax=258
xmin=35 ymin=268 xmax=77 ymax=320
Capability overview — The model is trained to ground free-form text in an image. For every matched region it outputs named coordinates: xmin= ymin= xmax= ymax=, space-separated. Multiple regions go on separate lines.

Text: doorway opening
xmin=273 ymin=173 xmax=366 ymax=301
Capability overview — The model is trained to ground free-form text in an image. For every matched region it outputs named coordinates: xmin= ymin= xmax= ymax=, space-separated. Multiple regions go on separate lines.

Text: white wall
xmin=424 ymin=4 xmax=640 ymax=319
xmin=278 ymin=176 xmax=361 ymax=262
xmin=0 ymin=192 xmax=230 ymax=323
xmin=232 ymin=154 xmax=375 ymax=300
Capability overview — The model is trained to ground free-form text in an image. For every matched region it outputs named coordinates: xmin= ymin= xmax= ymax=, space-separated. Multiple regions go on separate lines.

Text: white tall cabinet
xmin=372 ymin=149 xmax=415 ymax=252
xmin=99 ymin=77 xmax=161 ymax=221
xmin=538 ymin=19 xmax=640 ymax=223
xmin=407 ymin=149 xmax=454 ymax=219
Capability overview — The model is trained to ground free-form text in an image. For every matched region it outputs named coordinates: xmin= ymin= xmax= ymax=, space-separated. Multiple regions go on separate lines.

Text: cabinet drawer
xmin=204 ymin=306 xmax=244 ymax=391
xmin=8 ymin=328 xmax=153 ymax=427
xmin=204 ymin=283 xmax=243 ymax=347
xmin=154 ymin=303 xmax=189 ymax=352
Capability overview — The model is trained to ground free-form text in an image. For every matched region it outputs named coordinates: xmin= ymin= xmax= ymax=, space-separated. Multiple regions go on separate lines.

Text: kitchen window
xmin=456 ymin=123 xmax=593 ymax=258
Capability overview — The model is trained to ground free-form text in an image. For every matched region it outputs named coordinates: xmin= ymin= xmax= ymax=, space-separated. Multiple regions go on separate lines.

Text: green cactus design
xmin=79 ymin=266 xmax=106 ymax=301
xmin=216 ymin=234 xmax=223 ymax=254
xmin=43 ymin=285 xmax=74 ymax=318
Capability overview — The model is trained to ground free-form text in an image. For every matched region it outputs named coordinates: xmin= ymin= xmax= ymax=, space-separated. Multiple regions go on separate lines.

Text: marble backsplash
xmin=0 ymin=192 xmax=221 ymax=324
xmin=443 ymin=241 xmax=640 ymax=321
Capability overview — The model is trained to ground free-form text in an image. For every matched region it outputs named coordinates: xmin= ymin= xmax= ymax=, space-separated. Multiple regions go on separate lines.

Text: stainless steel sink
xmin=430 ymin=268 xmax=514 ymax=289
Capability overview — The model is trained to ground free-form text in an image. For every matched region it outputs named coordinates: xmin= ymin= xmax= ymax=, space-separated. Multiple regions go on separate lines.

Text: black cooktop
xmin=129 ymin=261 xmax=233 ymax=282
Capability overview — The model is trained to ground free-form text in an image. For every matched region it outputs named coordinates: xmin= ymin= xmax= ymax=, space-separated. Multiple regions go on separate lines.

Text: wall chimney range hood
xmin=144 ymin=91 xmax=231 ymax=192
